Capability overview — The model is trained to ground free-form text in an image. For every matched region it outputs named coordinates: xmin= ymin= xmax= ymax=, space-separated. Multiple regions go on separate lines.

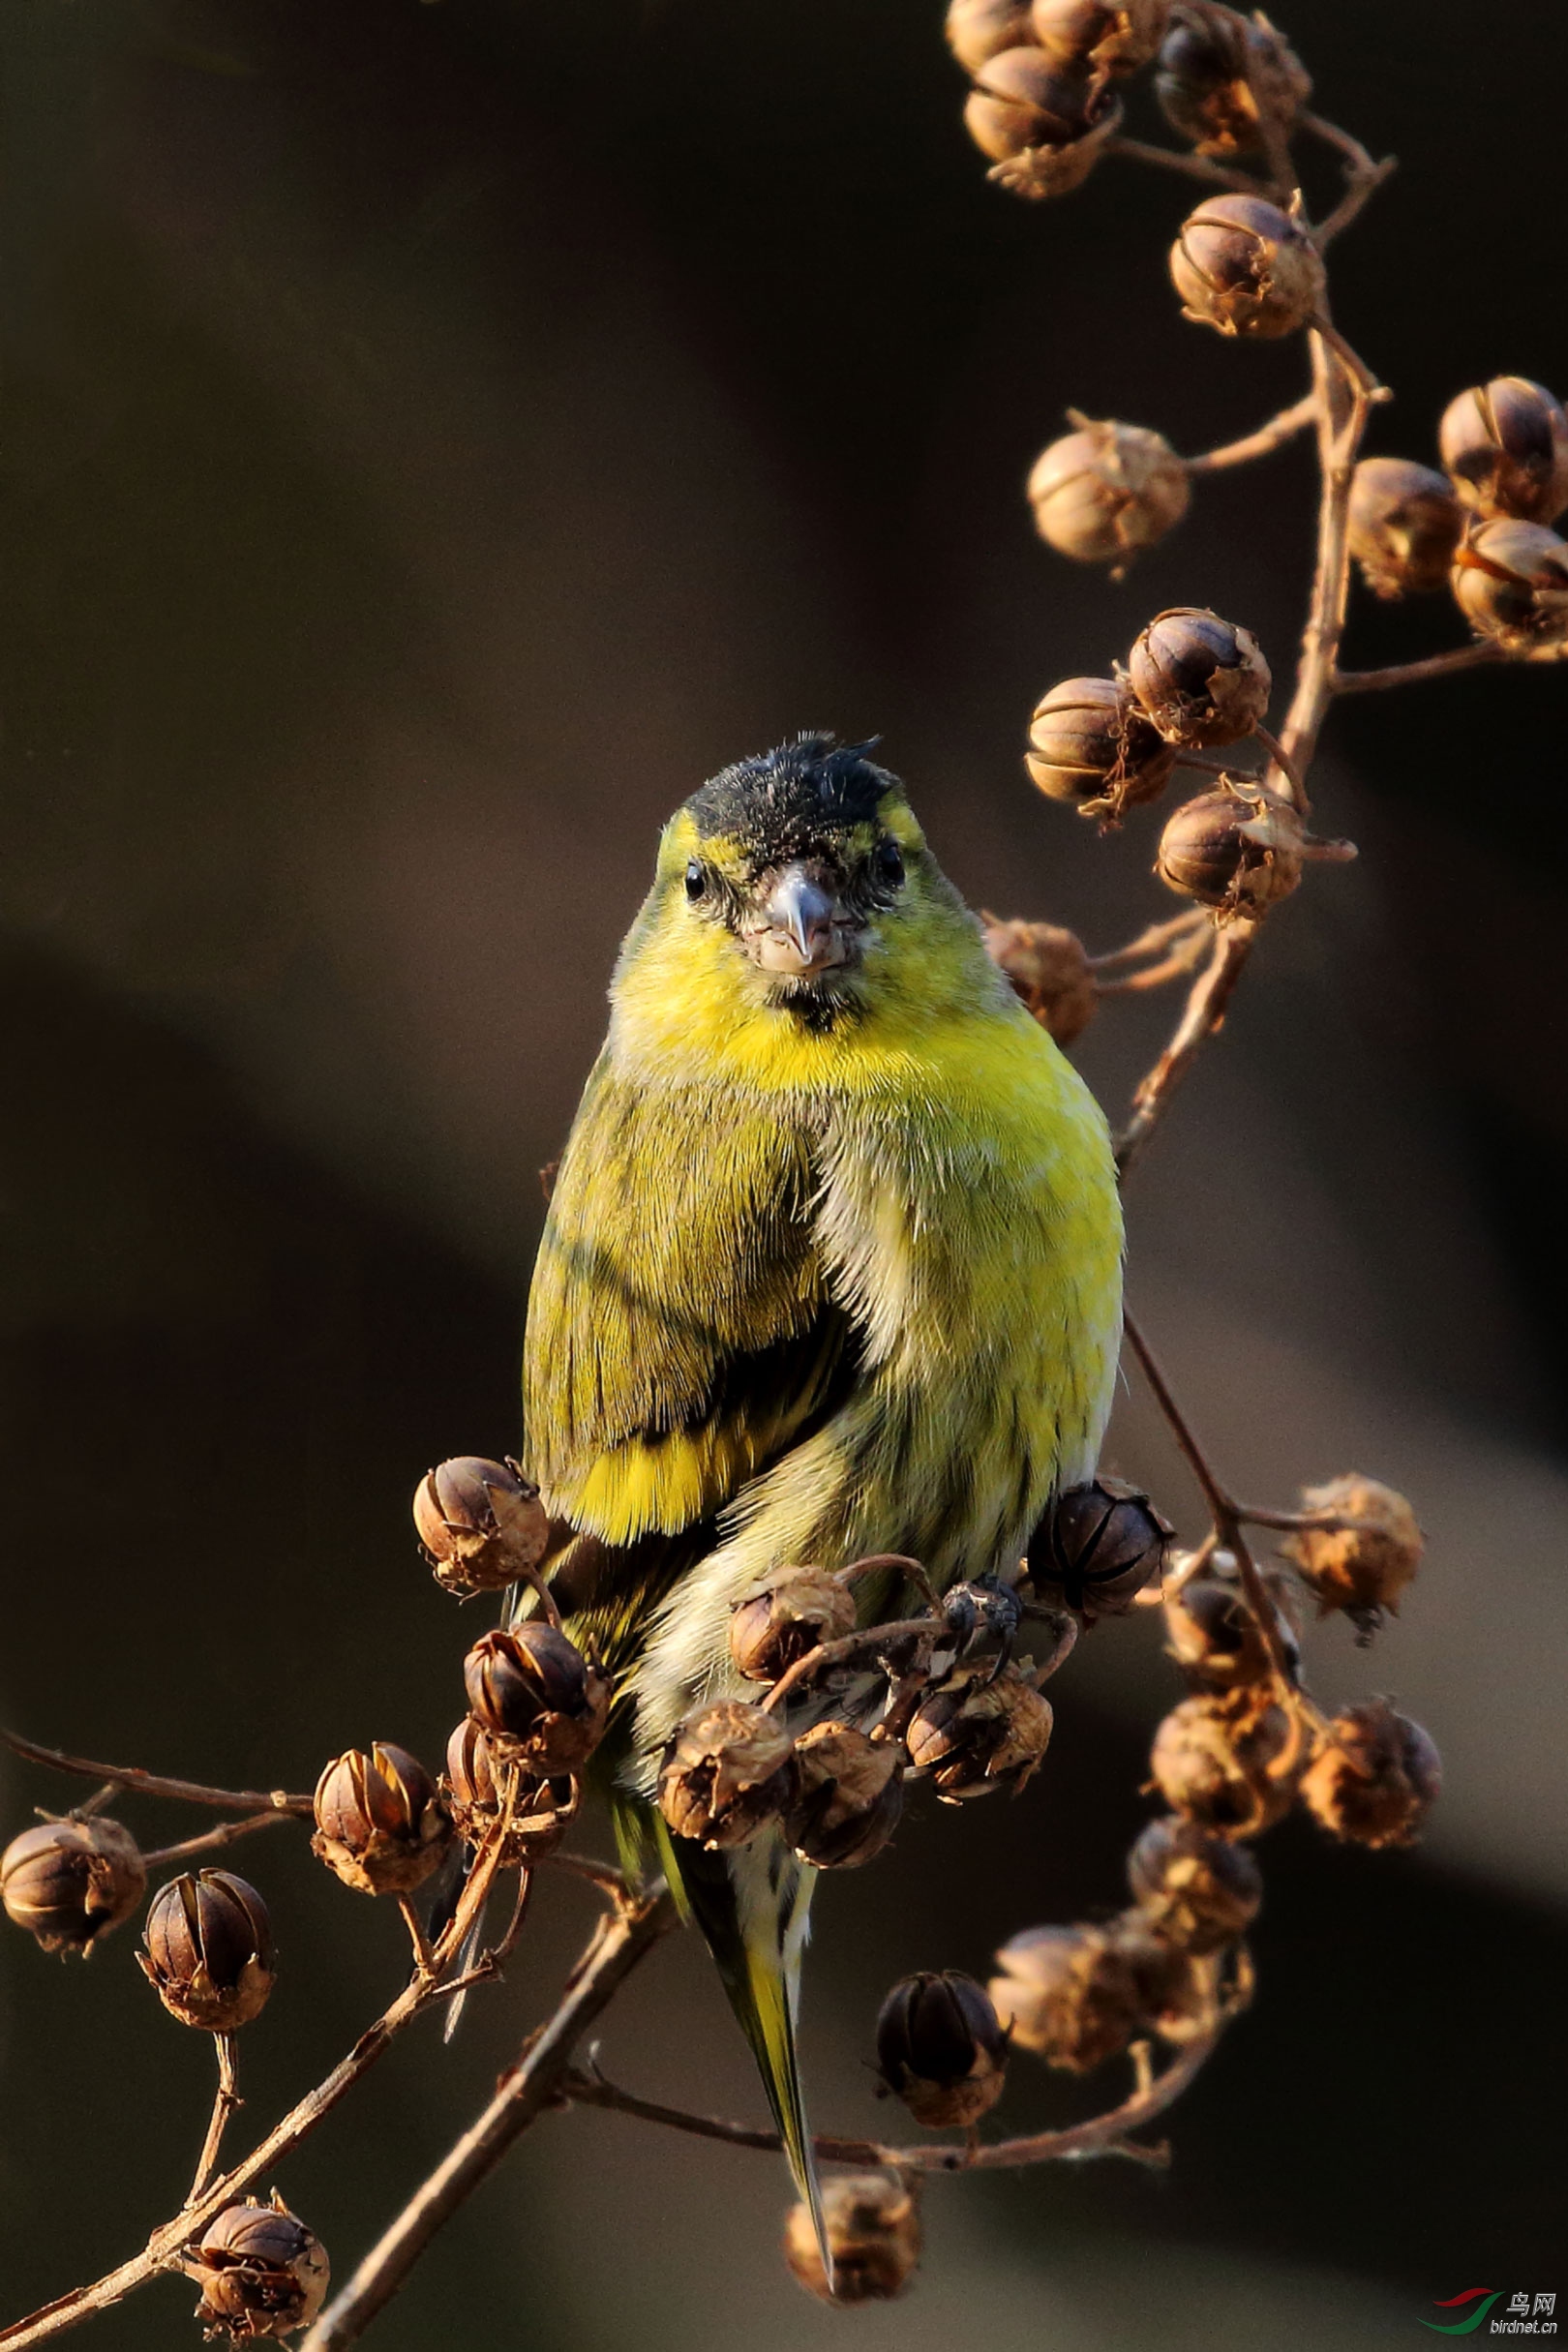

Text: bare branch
xmin=186 ymin=2035 xmax=241 ymax=2209
xmin=1088 ymin=909 xmax=1212 ymax=975
xmin=563 ymin=2025 xmax=1220 ymax=2177
xmin=1106 ymin=134 xmax=1261 ymax=194
xmin=1115 ymin=923 xmax=1255 ymax=1181
xmin=1301 ymin=113 xmax=1397 ymax=245
xmin=0 ymin=1728 xmax=313 ymax=1819
xmin=297 ymin=1892 xmax=676 ymax=2351
xmin=1236 ymin=1502 xmax=1387 ymax=1536
xmin=544 ymin=1852 xmax=637 ymax=1909
xmin=1333 ymin=642 xmax=1505 ymax=694
xmin=1117 ymin=304 xmax=1381 ymax=1174
xmin=0 ymin=1813 xmax=538 ymax=2348
xmin=1121 ymin=1310 xmax=1301 ymax=1697
xmin=760 ymin=1613 xmax=943 ymax=1715
xmin=1251 ymin=725 xmax=1307 ymax=807
xmin=1184 ymin=393 xmax=1317 ymax=475
xmin=140 ymin=1814 xmax=297 ymax=1870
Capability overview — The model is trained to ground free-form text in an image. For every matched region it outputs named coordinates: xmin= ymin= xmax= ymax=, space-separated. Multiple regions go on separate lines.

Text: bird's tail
xmin=650 ymin=1815 xmax=829 ymax=2282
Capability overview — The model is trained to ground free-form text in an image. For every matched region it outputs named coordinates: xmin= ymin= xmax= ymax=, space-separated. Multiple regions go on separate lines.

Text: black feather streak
xmin=688 ymin=732 xmax=895 ymax=862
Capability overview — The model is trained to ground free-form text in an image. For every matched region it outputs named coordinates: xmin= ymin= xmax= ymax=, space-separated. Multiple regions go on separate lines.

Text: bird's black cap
xmin=688 ymin=734 xmax=898 ymax=861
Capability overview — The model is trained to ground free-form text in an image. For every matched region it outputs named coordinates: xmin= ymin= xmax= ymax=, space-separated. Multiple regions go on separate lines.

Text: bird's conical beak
xmin=745 ymin=861 xmax=855 ymax=976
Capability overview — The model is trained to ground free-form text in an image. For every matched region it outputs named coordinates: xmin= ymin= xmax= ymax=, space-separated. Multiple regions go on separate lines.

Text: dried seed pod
xmin=1451 ymin=518 xmax=1568 ymax=652
xmin=1027 ymin=418 xmax=1191 ymax=567
xmin=1284 ymin=1472 xmax=1423 ymax=1628
xmin=140 ymin=1871 xmax=275 ymax=2032
xmin=964 ymin=50 xmax=1123 ymax=198
xmin=1149 ymin=1696 xmax=1297 ymax=1836
xmin=311 ymin=1743 xmax=453 ymax=1897
xmin=729 ymin=1567 xmax=858 ymax=1684
xmin=1156 ymin=784 xmax=1305 ymax=920
xmin=184 ymin=2193 xmax=330 ymax=2341
xmin=946 ymin=0 xmax=1036 ymax=74
xmin=1031 ymin=0 xmax=1170 ymax=80
xmin=0 ymin=1817 xmax=145 ymax=1957
xmin=1130 ymin=606 xmax=1271 ymax=747
xmin=1169 ymin=194 xmax=1324 ymax=341
xmin=1348 ymin=459 xmax=1464 ymax=599
xmin=988 ymin=1920 xmax=1158 ymax=2071
xmin=1126 ymin=1815 xmax=1262 ymax=1953
xmin=414 ymin=1455 xmax=549 ymax=1598
xmin=463 ymin=1624 xmax=612 ymax=1775
xmin=1300 ymin=1699 xmax=1441 ymax=1849
xmin=443 ymin=1718 xmax=577 ymax=1864
xmin=1026 ymin=1475 xmax=1170 ymax=1616
xmin=904 ymin=1660 xmax=1052 ymax=1800
xmin=1155 ymin=11 xmax=1310 ymax=156
xmin=1439 ymin=377 xmax=1568 ymax=526
xmin=788 ymin=1722 xmax=904 ymax=1869
xmin=1162 ymin=1574 xmax=1300 ymax=1696
xmin=875 ymin=1970 xmax=1009 ymax=2127
xmin=784 ymin=2172 xmax=921 ymax=2305
xmin=983 ymin=917 xmax=1099 ymax=1047
xmin=1136 ymin=1928 xmax=1251 ymax=2043
xmin=1024 ymin=676 xmax=1177 ymax=820
xmin=657 ymin=1701 xmax=798 ymax=1849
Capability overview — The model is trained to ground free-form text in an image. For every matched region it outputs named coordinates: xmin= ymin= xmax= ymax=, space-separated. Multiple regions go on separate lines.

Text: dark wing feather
xmin=523 ymin=1053 xmax=859 ymax=1669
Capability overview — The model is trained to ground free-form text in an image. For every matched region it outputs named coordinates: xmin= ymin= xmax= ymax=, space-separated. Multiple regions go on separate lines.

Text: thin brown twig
xmin=0 ymin=1985 xmax=434 ymax=2345
xmin=545 ymin=1852 xmax=636 ymax=1908
xmin=564 ymin=2064 xmax=886 ymax=2162
xmin=69 ymin=1786 xmax=120 ymax=1822
xmin=1117 ymin=307 xmax=1380 ymax=1179
xmin=1270 ymin=319 xmax=1374 ymax=792
xmin=1133 ymin=1530 xmax=1220 ymax=1606
xmin=1088 ymin=909 xmax=1211 ymax=974
xmin=1097 ymin=946 xmax=1214 ymax=996
xmin=397 ymin=1897 xmax=437 ymax=1978
xmin=489 ymin=1868 xmax=534 ymax=1966
xmin=296 ymin=1892 xmax=677 ymax=2351
xmin=1251 ymin=725 xmax=1307 ymax=809
xmin=140 ymin=1813 xmax=298 ymax=1870
xmin=1120 ymin=1309 xmax=1298 ymax=1692
xmin=1309 ymin=317 xmax=1384 ymax=400
xmin=1023 ymin=1608 xmax=1080 ymax=1686
xmin=1114 ymin=923 xmax=1255 ymax=1180
xmin=760 ymin=1614 xmax=942 ymax=1715
xmin=1300 ymin=113 xmax=1397 ymax=246
xmin=562 ymin=2024 xmax=1219 ymax=2177
xmin=186 ymin=2035 xmax=241 ymax=2209
xmin=1299 ymin=109 xmax=1377 ymax=172
xmin=1183 ymin=393 xmax=1318 ymax=475
xmin=1106 ymin=134 xmax=1262 ymax=194
xmin=0 ymin=1728 xmax=313 ymax=1818
xmin=841 ymin=1553 xmax=943 ymax=1611
xmin=0 ymin=1804 xmax=535 ymax=2350
xmin=1235 ymin=1502 xmax=1387 ymax=1535
xmin=1332 ymin=642 xmax=1505 ymax=694
xmin=1094 ymin=913 xmax=1214 ymax=997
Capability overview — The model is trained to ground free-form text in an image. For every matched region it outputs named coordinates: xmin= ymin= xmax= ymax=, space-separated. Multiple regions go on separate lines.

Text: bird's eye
xmin=684 ymin=859 xmax=708 ymax=901
xmin=876 ymin=838 xmax=905 ymax=887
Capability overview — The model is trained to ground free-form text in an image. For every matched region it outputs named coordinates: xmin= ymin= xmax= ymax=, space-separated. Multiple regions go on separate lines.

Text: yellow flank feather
xmin=521 ymin=737 xmax=1122 ymax=2255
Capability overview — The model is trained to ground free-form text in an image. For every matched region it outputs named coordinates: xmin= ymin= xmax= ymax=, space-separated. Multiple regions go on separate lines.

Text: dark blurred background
xmin=1 ymin=2 xmax=1564 ymax=2344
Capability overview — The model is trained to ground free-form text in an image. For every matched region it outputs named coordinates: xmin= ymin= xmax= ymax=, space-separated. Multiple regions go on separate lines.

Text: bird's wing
xmin=523 ymin=1052 xmax=857 ymax=1650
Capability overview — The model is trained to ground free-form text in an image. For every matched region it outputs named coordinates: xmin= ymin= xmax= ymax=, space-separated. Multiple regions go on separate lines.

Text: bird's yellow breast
xmin=602 ymin=909 xmax=1123 ymax=1571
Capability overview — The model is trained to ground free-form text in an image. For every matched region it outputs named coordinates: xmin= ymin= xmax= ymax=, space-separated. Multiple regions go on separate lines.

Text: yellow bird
xmin=523 ymin=735 xmax=1123 ymax=2244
